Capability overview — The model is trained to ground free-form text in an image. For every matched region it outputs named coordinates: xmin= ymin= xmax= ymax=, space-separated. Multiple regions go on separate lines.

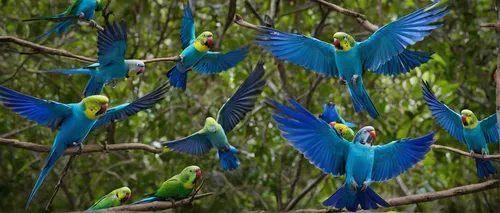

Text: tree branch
xmin=494 ymin=0 xmax=500 ymax=155
xmin=284 ymin=173 xmax=328 ymax=211
xmin=0 ymin=123 xmax=38 ymax=138
xmin=0 ymin=138 xmax=162 ymax=155
xmin=25 ymin=16 xmax=104 ymax=32
xmin=308 ymin=0 xmax=379 ymax=32
xmin=431 ymin=144 xmax=500 ymax=160
xmin=46 ymin=154 xmax=78 ymax=211
xmin=100 ymin=193 xmax=213 ymax=211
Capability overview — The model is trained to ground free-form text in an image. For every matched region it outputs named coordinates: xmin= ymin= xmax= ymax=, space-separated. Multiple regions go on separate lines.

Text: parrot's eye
xmin=137 ymin=63 xmax=140 ymax=66
xmin=190 ymin=170 xmax=193 ymax=172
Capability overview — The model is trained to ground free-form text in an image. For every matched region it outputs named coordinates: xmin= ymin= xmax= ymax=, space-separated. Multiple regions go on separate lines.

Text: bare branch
xmin=309 ymin=0 xmax=379 ymax=32
xmin=431 ymin=144 xmax=500 ymax=160
xmin=214 ymin=0 xmax=237 ymax=49
xmin=234 ymin=14 xmax=261 ymax=31
xmin=244 ymin=0 xmax=265 ymax=25
xmin=494 ymin=0 xmax=500 ymax=155
xmin=480 ymin=22 xmax=500 ymax=29
xmin=284 ymin=173 xmax=328 ymax=211
xmin=142 ymin=56 xmax=181 ymax=63
xmin=25 ymin=16 xmax=104 ymax=32
xmin=0 ymin=123 xmax=38 ymax=138
xmin=46 ymin=154 xmax=78 ymax=211
xmin=100 ymin=193 xmax=213 ymax=211
xmin=0 ymin=138 xmax=162 ymax=155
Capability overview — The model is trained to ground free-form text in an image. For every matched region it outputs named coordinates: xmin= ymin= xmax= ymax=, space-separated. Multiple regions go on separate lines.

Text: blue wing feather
xmin=371 ymin=50 xmax=433 ymax=76
xmin=97 ymin=21 xmax=127 ymax=66
xmin=90 ymin=83 xmax=169 ymax=131
xmin=371 ymin=132 xmax=435 ymax=182
xmin=180 ymin=2 xmax=196 ymax=49
xmin=359 ymin=1 xmax=448 ymax=72
xmin=421 ymin=80 xmax=466 ymax=143
xmin=0 ymin=86 xmax=72 ymax=130
xmin=217 ymin=61 xmax=266 ymax=134
xmin=162 ymin=132 xmax=213 ymax=155
xmin=268 ymin=97 xmax=350 ymax=176
xmin=193 ymin=47 xmax=249 ymax=74
xmin=255 ymin=26 xmax=339 ymax=77
xmin=479 ymin=114 xmax=499 ymax=144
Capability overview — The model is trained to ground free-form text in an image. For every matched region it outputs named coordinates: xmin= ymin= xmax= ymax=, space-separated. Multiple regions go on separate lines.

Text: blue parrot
xmin=23 ymin=0 xmax=106 ymax=41
xmin=166 ymin=2 xmax=249 ymax=90
xmin=256 ymin=1 xmax=449 ymax=119
xmin=422 ymin=80 xmax=498 ymax=178
xmin=162 ymin=62 xmax=266 ymax=170
xmin=0 ymin=83 xmax=170 ymax=208
xmin=268 ymin=97 xmax=435 ymax=212
xmin=319 ymin=102 xmax=356 ymax=128
xmin=47 ymin=21 xmax=145 ymax=97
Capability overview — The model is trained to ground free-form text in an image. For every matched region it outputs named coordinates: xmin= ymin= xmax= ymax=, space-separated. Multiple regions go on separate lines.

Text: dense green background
xmin=1 ymin=0 xmax=499 ymax=212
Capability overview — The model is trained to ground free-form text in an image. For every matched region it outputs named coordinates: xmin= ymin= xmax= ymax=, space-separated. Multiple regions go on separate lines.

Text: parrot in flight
xmin=166 ymin=2 xmax=249 ymax=90
xmin=162 ymin=62 xmax=266 ymax=170
xmin=268 ymin=97 xmax=435 ymax=212
xmin=47 ymin=21 xmax=145 ymax=97
xmin=88 ymin=186 xmax=131 ymax=210
xmin=0 ymin=83 xmax=170 ymax=208
xmin=422 ymin=80 xmax=498 ymax=178
xmin=256 ymin=1 xmax=449 ymax=119
xmin=23 ymin=0 xmax=106 ymax=41
xmin=132 ymin=166 xmax=202 ymax=204
xmin=329 ymin=122 xmax=355 ymax=141
xmin=319 ymin=102 xmax=356 ymax=128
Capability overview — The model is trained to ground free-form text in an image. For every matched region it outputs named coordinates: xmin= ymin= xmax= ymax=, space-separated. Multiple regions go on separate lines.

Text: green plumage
xmin=88 ymin=187 xmax=131 ymax=210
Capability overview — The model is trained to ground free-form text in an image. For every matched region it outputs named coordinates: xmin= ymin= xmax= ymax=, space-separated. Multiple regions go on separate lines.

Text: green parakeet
xmin=88 ymin=187 xmax=131 ymax=210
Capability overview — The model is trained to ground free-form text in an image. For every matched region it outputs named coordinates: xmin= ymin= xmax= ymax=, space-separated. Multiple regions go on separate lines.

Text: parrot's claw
xmin=481 ymin=148 xmax=486 ymax=158
xmin=166 ymin=198 xmax=176 ymax=205
xmin=179 ymin=55 xmax=184 ymax=65
xmin=361 ymin=181 xmax=369 ymax=192
xmin=100 ymin=140 xmax=109 ymax=153
xmin=339 ymin=77 xmax=347 ymax=85
xmin=470 ymin=150 xmax=475 ymax=157
xmin=77 ymin=143 xmax=84 ymax=155
xmin=351 ymin=75 xmax=359 ymax=86
xmin=79 ymin=12 xmax=85 ymax=19
xmin=89 ymin=20 xmax=97 ymax=27
xmin=351 ymin=181 xmax=358 ymax=191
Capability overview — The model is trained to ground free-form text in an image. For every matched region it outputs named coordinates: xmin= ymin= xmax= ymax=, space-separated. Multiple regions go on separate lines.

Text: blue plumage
xmin=269 ymin=96 xmax=435 ymax=211
xmin=219 ymin=145 xmax=241 ymax=171
xmin=319 ymin=102 xmax=356 ymax=127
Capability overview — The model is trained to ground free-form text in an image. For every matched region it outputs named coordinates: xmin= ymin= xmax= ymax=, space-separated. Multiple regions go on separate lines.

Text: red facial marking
xmin=124 ymin=193 xmax=131 ymax=202
xmin=461 ymin=114 xmax=467 ymax=125
xmin=138 ymin=67 xmax=145 ymax=74
xmin=369 ymin=130 xmax=376 ymax=144
xmin=334 ymin=39 xmax=341 ymax=49
xmin=329 ymin=122 xmax=336 ymax=128
xmin=207 ymin=36 xmax=213 ymax=47
xmin=195 ymin=168 xmax=202 ymax=178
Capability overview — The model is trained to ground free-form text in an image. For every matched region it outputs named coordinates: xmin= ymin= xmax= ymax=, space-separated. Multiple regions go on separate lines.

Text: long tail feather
xmin=323 ymin=185 xmax=389 ymax=212
xmin=131 ymin=196 xmax=164 ymax=205
xmin=166 ymin=66 xmax=187 ymax=90
xmin=218 ymin=147 xmax=240 ymax=171
xmin=476 ymin=159 xmax=497 ymax=178
xmin=83 ymin=75 xmax=106 ymax=97
xmin=34 ymin=20 xmax=74 ymax=41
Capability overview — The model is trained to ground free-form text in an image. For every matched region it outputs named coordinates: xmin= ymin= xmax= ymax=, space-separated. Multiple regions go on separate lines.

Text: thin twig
xmin=244 ymin=0 xmax=265 ymax=25
xmin=308 ymin=0 xmax=379 ymax=32
xmin=26 ymin=15 xmax=104 ymax=32
xmin=284 ymin=173 xmax=328 ymax=211
xmin=101 ymin=193 xmax=214 ymax=211
xmin=45 ymin=154 xmax=78 ymax=211
xmin=0 ymin=138 xmax=163 ymax=155
xmin=431 ymin=144 xmax=500 ymax=160
xmin=0 ymin=123 xmax=38 ymax=138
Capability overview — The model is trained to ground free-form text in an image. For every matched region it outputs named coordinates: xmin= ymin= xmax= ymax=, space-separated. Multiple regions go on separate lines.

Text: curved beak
xmin=195 ymin=168 xmax=202 ymax=178
xmin=96 ymin=103 xmax=108 ymax=116
xmin=137 ymin=67 xmax=145 ymax=75
xmin=206 ymin=36 xmax=213 ymax=48
xmin=208 ymin=125 xmax=217 ymax=132
xmin=329 ymin=122 xmax=336 ymax=128
xmin=369 ymin=130 xmax=376 ymax=144
xmin=122 ymin=193 xmax=131 ymax=202
xmin=334 ymin=38 xmax=341 ymax=50
xmin=461 ymin=114 xmax=468 ymax=125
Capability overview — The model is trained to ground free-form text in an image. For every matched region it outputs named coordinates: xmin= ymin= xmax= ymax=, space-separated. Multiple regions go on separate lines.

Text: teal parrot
xmin=0 ymin=83 xmax=169 ymax=208
xmin=319 ymin=102 xmax=356 ymax=127
xmin=422 ymin=80 xmax=498 ymax=178
xmin=23 ymin=0 xmax=106 ymax=41
xmin=132 ymin=166 xmax=202 ymax=204
xmin=256 ymin=1 xmax=449 ymax=119
xmin=162 ymin=62 xmax=266 ymax=170
xmin=88 ymin=186 xmax=131 ymax=210
xmin=166 ymin=2 xmax=249 ymax=90
xmin=47 ymin=21 xmax=145 ymax=97
xmin=268 ymin=97 xmax=435 ymax=212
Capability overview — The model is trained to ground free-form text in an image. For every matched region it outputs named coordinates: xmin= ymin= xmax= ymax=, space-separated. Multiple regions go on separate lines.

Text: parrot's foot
xmin=100 ymin=140 xmax=109 ymax=153
xmin=481 ymin=148 xmax=486 ymax=158
xmin=351 ymin=180 xmax=358 ymax=191
xmin=109 ymin=80 xmax=117 ymax=88
xmin=76 ymin=143 xmax=84 ymax=155
xmin=89 ymin=20 xmax=97 ymax=27
xmin=78 ymin=12 xmax=85 ymax=19
xmin=179 ymin=55 xmax=184 ymax=65
xmin=351 ymin=75 xmax=359 ymax=86
xmin=166 ymin=198 xmax=176 ymax=205
xmin=361 ymin=181 xmax=369 ymax=192
xmin=339 ymin=77 xmax=347 ymax=85
xmin=470 ymin=150 xmax=476 ymax=157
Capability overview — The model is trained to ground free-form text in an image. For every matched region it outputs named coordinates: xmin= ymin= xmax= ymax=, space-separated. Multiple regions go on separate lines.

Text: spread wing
xmin=0 ymin=86 xmax=72 ymax=130
xmin=359 ymin=1 xmax=448 ymax=73
xmin=91 ymin=83 xmax=170 ymax=131
xmin=268 ymin=97 xmax=350 ymax=176
xmin=255 ymin=26 xmax=339 ymax=77
xmin=162 ymin=131 xmax=213 ymax=155
xmin=372 ymin=132 xmax=435 ymax=182
xmin=97 ymin=21 xmax=127 ymax=67
xmin=217 ymin=61 xmax=266 ymax=134
xmin=370 ymin=50 xmax=433 ymax=76
xmin=180 ymin=2 xmax=196 ymax=49
xmin=479 ymin=114 xmax=499 ymax=144
xmin=193 ymin=47 xmax=249 ymax=74
xmin=422 ymin=80 xmax=466 ymax=143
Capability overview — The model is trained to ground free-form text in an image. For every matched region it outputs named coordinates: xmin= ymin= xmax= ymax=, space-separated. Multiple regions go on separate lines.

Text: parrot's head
xmin=125 ymin=60 xmax=146 ymax=78
xmin=461 ymin=109 xmax=478 ymax=128
xmin=181 ymin=165 xmax=202 ymax=184
xmin=333 ymin=32 xmax=355 ymax=52
xmin=205 ymin=117 xmax=219 ymax=133
xmin=114 ymin=187 xmax=132 ymax=203
xmin=195 ymin=32 xmax=214 ymax=52
xmin=330 ymin=122 xmax=355 ymax=141
xmin=95 ymin=0 xmax=107 ymax=11
xmin=353 ymin=126 xmax=376 ymax=147
xmin=81 ymin=95 xmax=109 ymax=120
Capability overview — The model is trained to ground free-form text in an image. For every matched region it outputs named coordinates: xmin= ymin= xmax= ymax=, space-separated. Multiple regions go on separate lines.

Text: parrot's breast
xmin=177 ymin=46 xmax=207 ymax=72
xmin=346 ymin=143 xmax=374 ymax=184
xmin=463 ymin=127 xmax=488 ymax=152
xmin=334 ymin=47 xmax=362 ymax=78
xmin=207 ymin=130 xmax=229 ymax=149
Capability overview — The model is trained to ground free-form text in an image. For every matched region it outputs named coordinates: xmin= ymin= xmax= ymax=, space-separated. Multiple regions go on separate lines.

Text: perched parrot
xmin=319 ymin=102 xmax=356 ymax=127
xmin=0 ymin=83 xmax=169 ymax=208
xmin=256 ymin=1 xmax=449 ymax=119
xmin=162 ymin=62 xmax=266 ymax=170
xmin=23 ymin=0 xmax=106 ymax=41
xmin=88 ymin=186 xmax=131 ymax=210
xmin=268 ymin=97 xmax=435 ymax=212
xmin=329 ymin=122 xmax=355 ymax=141
xmin=422 ymin=80 xmax=498 ymax=177
xmin=132 ymin=166 xmax=202 ymax=204
xmin=166 ymin=2 xmax=249 ymax=90
xmin=47 ymin=21 xmax=145 ymax=97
